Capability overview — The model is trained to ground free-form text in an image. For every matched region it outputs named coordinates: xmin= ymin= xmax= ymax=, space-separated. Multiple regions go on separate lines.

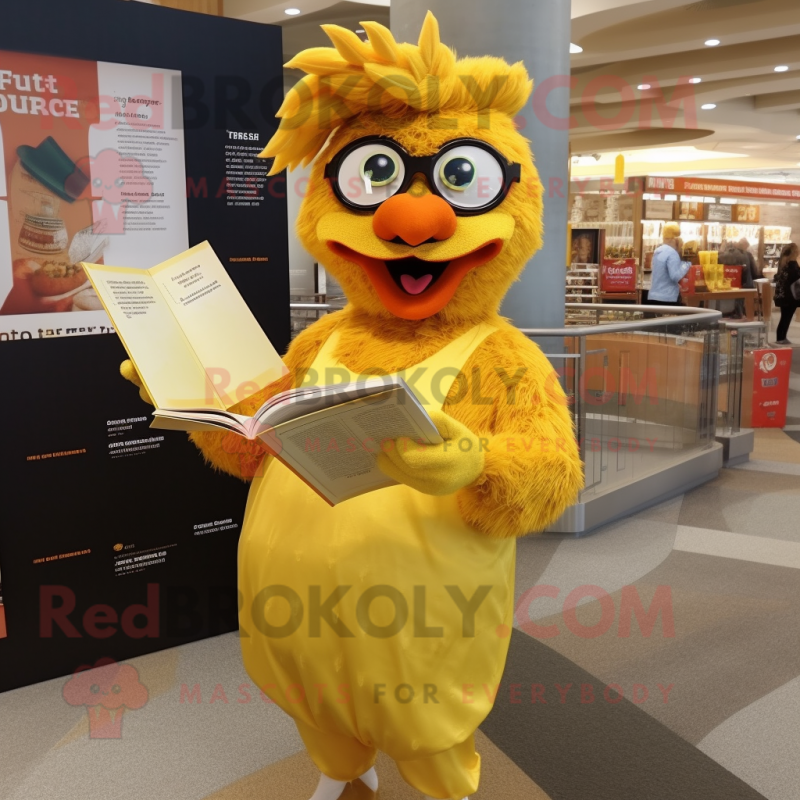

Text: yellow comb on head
xmin=260 ymin=12 xmax=533 ymax=175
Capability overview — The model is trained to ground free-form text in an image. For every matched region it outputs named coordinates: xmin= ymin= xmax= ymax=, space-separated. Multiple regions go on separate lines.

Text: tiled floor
xmin=1 ymin=330 xmax=798 ymax=800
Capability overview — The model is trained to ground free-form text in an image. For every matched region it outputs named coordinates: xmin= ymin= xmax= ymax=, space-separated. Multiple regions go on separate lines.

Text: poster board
xmin=0 ymin=0 xmax=290 ymax=691
xmin=0 ymin=53 xmax=190 ymax=336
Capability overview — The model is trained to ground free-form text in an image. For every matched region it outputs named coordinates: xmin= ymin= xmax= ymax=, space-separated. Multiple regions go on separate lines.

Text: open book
xmin=82 ymin=243 xmax=441 ymax=505
xmin=81 ymin=241 xmax=287 ymax=410
xmin=152 ymin=378 xmax=442 ymax=505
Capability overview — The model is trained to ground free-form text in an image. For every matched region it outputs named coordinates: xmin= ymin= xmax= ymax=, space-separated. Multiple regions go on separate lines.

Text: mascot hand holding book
xmin=122 ymin=13 xmax=582 ymax=800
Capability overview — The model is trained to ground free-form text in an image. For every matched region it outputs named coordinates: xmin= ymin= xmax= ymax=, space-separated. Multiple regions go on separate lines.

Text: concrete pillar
xmin=392 ymin=0 xmax=571 ymax=329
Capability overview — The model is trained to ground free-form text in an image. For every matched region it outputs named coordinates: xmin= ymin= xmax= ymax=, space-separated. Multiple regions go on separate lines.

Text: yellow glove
xmin=377 ymin=410 xmax=485 ymax=496
xmin=120 ymin=360 xmax=153 ymax=406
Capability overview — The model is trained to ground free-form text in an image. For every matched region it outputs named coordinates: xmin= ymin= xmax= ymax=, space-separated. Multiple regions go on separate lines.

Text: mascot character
xmin=122 ymin=13 xmax=582 ymax=800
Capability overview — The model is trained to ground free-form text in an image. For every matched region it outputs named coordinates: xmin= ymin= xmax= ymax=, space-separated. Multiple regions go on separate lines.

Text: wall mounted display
xmin=706 ymin=203 xmax=733 ymax=223
xmin=0 ymin=0 xmax=290 ymax=693
xmin=678 ymin=201 xmax=704 ymax=220
xmin=643 ymin=200 xmax=676 ymax=220
xmin=734 ymin=204 xmax=760 ymax=223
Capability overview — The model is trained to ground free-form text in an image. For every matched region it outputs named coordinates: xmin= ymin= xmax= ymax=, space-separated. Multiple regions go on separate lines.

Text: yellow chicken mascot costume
xmin=123 ymin=12 xmax=582 ymax=800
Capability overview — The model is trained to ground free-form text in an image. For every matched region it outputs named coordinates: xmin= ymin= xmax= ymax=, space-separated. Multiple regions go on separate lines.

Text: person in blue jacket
xmin=647 ymin=223 xmax=692 ymax=307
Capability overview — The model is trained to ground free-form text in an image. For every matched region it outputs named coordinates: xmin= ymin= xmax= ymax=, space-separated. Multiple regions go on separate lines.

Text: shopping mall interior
xmin=0 ymin=1 xmax=798 ymax=799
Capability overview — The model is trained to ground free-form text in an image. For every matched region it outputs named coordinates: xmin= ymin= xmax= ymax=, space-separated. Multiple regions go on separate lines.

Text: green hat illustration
xmin=17 ymin=137 xmax=90 ymax=203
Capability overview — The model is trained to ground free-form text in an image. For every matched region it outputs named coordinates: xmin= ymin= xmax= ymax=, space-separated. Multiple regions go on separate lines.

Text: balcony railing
xmin=521 ymin=304 xmax=725 ymax=533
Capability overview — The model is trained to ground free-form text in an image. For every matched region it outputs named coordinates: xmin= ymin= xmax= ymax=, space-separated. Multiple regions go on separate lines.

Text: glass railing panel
xmin=530 ymin=305 xmax=723 ymax=503
xmin=716 ymin=321 xmax=765 ymax=434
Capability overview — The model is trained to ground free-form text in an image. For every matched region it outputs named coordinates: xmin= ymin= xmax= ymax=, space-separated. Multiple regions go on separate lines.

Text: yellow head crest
xmin=261 ymin=12 xmax=533 ymax=175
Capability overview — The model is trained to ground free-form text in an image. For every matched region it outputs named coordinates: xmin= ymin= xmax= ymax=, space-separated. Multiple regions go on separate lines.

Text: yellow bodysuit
xmin=119 ymin=14 xmax=585 ymax=799
xmin=238 ymin=322 xmax=515 ymax=798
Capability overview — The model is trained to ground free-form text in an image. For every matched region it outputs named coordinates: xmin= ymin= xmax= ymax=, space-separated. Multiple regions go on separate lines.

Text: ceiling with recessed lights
xmin=570 ymin=0 xmax=800 ymax=174
xmin=222 ymin=0 xmax=800 ymax=177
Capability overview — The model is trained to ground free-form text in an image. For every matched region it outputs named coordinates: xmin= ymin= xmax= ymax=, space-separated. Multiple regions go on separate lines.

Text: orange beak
xmin=328 ymin=191 xmax=501 ymax=320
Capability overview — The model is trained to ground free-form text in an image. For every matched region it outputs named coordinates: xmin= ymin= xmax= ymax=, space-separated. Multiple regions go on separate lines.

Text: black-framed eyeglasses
xmin=323 ymin=136 xmax=522 ymax=216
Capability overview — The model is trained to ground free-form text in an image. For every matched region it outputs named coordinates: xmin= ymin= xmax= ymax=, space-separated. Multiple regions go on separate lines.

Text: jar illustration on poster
xmin=1 ymin=138 xmax=101 ymax=317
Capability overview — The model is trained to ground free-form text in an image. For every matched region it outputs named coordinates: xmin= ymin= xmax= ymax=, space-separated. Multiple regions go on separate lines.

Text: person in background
xmin=773 ymin=242 xmax=800 ymax=345
xmin=647 ymin=222 xmax=692 ymax=307
xmin=719 ymin=240 xmax=754 ymax=319
xmin=738 ymin=237 xmax=760 ymax=280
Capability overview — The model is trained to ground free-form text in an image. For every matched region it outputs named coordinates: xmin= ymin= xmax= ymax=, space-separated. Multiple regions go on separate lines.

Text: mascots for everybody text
xmin=123 ymin=13 xmax=582 ymax=799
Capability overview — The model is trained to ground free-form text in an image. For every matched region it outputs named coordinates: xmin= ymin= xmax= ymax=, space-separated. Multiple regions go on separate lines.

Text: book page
xmin=271 ymin=388 xmax=441 ymax=504
xmin=257 ymin=377 xmax=402 ymax=430
xmin=150 ymin=242 xmax=287 ymax=408
xmin=150 ymin=408 xmax=255 ymax=436
xmin=83 ymin=262 xmax=225 ymax=410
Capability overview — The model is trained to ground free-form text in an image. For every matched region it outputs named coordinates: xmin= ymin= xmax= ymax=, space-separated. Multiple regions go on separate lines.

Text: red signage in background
xmin=601 ymin=259 xmax=637 ymax=292
xmin=743 ymin=348 xmax=792 ymax=428
xmin=723 ymin=264 xmax=742 ymax=289
xmin=679 ymin=265 xmax=704 ymax=294
xmin=645 ymin=176 xmax=800 ymax=202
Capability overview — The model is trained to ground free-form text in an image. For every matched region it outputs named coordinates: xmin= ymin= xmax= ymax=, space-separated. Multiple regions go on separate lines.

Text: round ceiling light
xmin=638 ymin=84 xmax=651 ymax=90
xmin=704 ymin=39 xmax=721 ymax=47
xmin=285 ymin=7 xmax=301 ymax=15
xmin=774 ymin=66 xmax=789 ymax=72
xmin=701 ymin=103 xmax=717 ymax=110
xmin=570 ymin=43 xmax=583 ymax=54
xmin=689 ymin=77 xmax=702 ymax=84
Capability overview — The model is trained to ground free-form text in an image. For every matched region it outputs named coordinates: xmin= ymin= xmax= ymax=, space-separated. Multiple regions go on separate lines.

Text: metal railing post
xmin=577 ymin=335 xmax=586 ymax=469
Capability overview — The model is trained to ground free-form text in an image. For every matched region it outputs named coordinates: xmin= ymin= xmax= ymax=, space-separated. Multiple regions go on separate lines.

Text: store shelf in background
xmin=566 ymin=265 xmax=598 ymax=304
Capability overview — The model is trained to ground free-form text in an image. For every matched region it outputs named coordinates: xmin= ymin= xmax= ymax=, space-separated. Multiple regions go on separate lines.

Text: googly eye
xmin=433 ymin=145 xmax=506 ymax=210
xmin=439 ymin=156 xmax=476 ymax=192
xmin=331 ymin=143 xmax=406 ymax=207
xmin=361 ymin=153 xmax=399 ymax=187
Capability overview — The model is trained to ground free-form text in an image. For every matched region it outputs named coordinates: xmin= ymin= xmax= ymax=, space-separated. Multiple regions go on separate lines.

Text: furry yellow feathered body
xmin=191 ymin=307 xmax=581 ymax=537
xmin=190 ymin=13 xmax=582 ymax=536
xmin=153 ymin=14 xmax=583 ymax=799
